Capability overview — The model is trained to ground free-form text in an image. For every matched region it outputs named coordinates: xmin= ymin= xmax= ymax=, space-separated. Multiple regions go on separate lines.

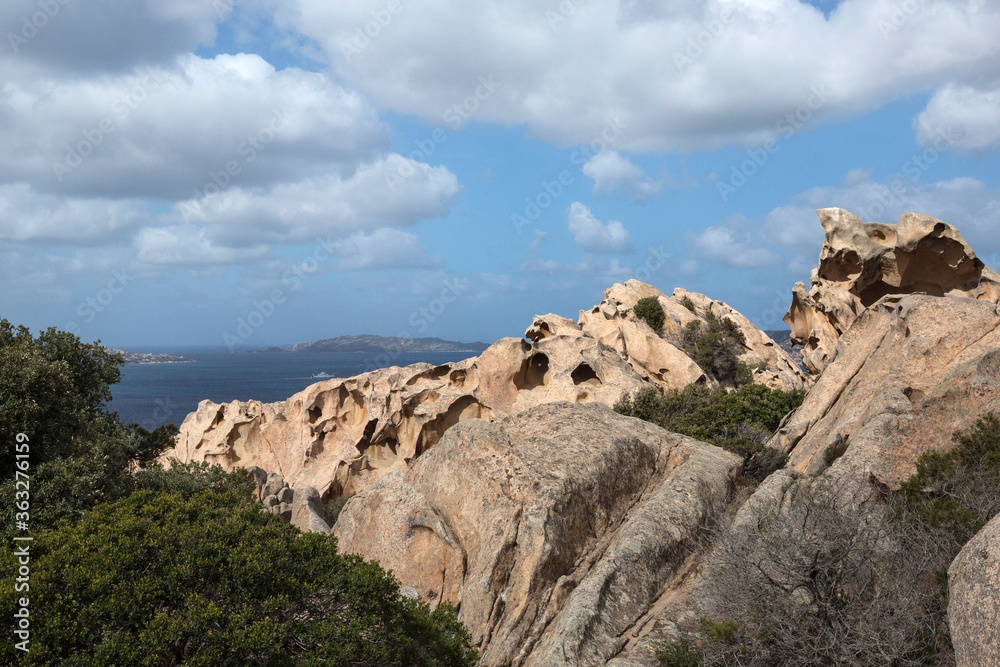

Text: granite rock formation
xmin=784 ymin=208 xmax=1000 ymax=372
xmin=334 ymin=402 xmax=742 ymax=666
xmin=950 ymin=513 xmax=1000 ymax=667
xmin=161 ymin=282 xmax=803 ymax=505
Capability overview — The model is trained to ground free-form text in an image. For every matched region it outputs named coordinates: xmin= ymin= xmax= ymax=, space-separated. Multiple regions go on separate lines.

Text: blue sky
xmin=2 ymin=0 xmax=1000 ymax=350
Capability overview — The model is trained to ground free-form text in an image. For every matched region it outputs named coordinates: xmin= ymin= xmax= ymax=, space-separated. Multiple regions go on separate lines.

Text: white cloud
xmin=283 ymin=0 xmax=1000 ymax=151
xmin=582 ymin=151 xmax=662 ymax=200
xmin=914 ymin=83 xmax=1000 ymax=153
xmin=330 ymin=228 xmax=442 ymax=271
xmin=0 ymin=184 xmax=145 ymax=244
xmin=566 ymin=202 xmax=634 ymax=254
xmin=0 ymin=53 xmax=388 ymax=199
xmin=694 ymin=225 xmax=781 ymax=268
xmin=134 ymin=226 xmax=269 ymax=266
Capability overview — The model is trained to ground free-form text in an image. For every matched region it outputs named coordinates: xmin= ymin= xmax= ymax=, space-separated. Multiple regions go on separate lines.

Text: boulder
xmin=950 ymin=513 xmax=1000 ymax=667
xmin=334 ymin=402 xmax=742 ymax=666
xmin=770 ymin=294 xmax=1000 ymax=488
xmin=290 ymin=486 xmax=332 ymax=534
xmin=785 ymin=208 xmax=1000 ymax=372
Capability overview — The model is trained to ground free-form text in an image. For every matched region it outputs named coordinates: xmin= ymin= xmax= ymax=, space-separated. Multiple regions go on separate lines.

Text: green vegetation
xmin=0 ymin=483 xmax=477 ymax=666
xmin=680 ymin=296 xmax=697 ymax=312
xmin=681 ymin=314 xmax=751 ymax=387
xmin=634 ymin=296 xmax=666 ymax=331
xmin=615 ymin=384 xmax=803 ymax=483
xmin=0 ymin=321 xmax=479 ymax=665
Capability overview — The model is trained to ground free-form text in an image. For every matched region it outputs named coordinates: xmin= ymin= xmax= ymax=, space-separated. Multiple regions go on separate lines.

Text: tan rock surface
xmin=950 ymin=513 xmax=1000 ymax=667
xmin=334 ymin=402 xmax=742 ymax=667
xmin=571 ymin=280 xmax=806 ymax=393
xmin=160 ymin=334 xmax=649 ymax=500
xmin=785 ymin=208 xmax=1000 ymax=372
xmin=770 ymin=294 xmax=1000 ymax=488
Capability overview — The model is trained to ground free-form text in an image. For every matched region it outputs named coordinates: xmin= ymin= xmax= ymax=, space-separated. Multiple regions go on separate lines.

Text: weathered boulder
xmin=570 ymin=281 xmax=806 ymax=393
xmin=161 ymin=334 xmax=648 ymax=501
xmin=290 ymin=486 xmax=332 ymax=534
xmin=950 ymin=513 xmax=1000 ymax=667
xmin=334 ymin=402 xmax=742 ymax=666
xmin=770 ymin=294 xmax=1000 ymax=488
xmin=785 ymin=208 xmax=1000 ymax=372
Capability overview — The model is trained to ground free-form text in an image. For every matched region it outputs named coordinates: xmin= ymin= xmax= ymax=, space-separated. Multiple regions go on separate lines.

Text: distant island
xmin=110 ymin=349 xmax=194 ymax=365
xmin=256 ymin=335 xmax=491 ymax=355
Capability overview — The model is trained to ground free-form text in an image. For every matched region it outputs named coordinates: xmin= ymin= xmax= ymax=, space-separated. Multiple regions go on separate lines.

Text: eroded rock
xmin=770 ymin=294 xmax=1000 ymax=488
xmin=785 ymin=208 xmax=1000 ymax=372
xmin=334 ymin=402 xmax=742 ymax=667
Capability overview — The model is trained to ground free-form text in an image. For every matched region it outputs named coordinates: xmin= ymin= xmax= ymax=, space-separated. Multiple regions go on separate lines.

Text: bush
xmin=615 ymin=384 xmax=803 ymax=483
xmin=0 ymin=485 xmax=479 ymax=666
xmin=657 ymin=636 xmax=702 ymax=667
xmin=635 ymin=297 xmax=666 ymax=331
xmin=682 ymin=314 xmax=750 ymax=387
xmin=700 ymin=481 xmax=950 ymax=666
xmin=680 ymin=296 xmax=696 ymax=312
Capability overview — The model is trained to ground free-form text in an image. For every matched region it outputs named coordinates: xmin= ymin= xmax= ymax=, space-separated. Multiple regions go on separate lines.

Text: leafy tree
xmin=634 ymin=297 xmax=666 ymax=331
xmin=681 ymin=314 xmax=751 ymax=387
xmin=0 ymin=483 xmax=478 ymax=666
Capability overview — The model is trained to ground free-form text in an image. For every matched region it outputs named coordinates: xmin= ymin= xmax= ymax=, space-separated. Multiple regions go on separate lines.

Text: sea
xmin=107 ymin=348 xmax=478 ymax=431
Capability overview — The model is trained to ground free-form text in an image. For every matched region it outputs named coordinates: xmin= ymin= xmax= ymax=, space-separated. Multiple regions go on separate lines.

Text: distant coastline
xmin=110 ymin=349 xmax=195 ymax=365
xmin=250 ymin=334 xmax=491 ymax=355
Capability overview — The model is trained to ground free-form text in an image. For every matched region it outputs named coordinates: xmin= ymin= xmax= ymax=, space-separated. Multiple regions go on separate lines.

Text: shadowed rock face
xmin=161 ymin=281 xmax=802 ymax=504
xmin=334 ymin=402 xmax=742 ymax=667
xmin=784 ymin=208 xmax=1000 ymax=372
xmin=950 ymin=513 xmax=1000 ymax=667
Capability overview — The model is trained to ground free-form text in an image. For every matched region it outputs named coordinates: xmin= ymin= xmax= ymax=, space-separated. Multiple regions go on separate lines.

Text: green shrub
xmin=681 ymin=296 xmax=697 ymax=312
xmin=615 ymin=384 xmax=802 ymax=483
xmin=823 ymin=435 xmax=849 ymax=469
xmin=635 ymin=296 xmax=666 ymax=331
xmin=656 ymin=636 xmax=702 ymax=667
xmin=0 ymin=486 xmax=479 ymax=666
xmin=682 ymin=314 xmax=751 ymax=387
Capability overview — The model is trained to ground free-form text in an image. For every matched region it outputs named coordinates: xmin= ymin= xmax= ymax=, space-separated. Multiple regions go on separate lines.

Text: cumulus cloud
xmin=0 ymin=53 xmax=388 ymax=199
xmin=582 ymin=151 xmax=662 ymax=200
xmin=329 ymin=228 xmax=443 ymax=271
xmin=914 ymin=83 xmax=1000 ymax=153
xmin=566 ymin=202 xmax=634 ymax=254
xmin=134 ymin=226 xmax=269 ymax=266
xmin=693 ymin=225 xmax=780 ymax=268
xmin=282 ymin=0 xmax=1000 ymax=151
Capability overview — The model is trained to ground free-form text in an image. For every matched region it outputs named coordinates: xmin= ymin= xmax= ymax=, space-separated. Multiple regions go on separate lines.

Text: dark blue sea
xmin=107 ymin=348 xmax=476 ymax=431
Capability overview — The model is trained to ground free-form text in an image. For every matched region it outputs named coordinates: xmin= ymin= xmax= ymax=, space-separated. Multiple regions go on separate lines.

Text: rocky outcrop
xmin=950 ymin=513 xmax=1000 ymax=667
xmin=334 ymin=402 xmax=742 ymax=666
xmin=162 ymin=281 xmax=802 ymax=507
xmin=770 ymin=294 xmax=1000 ymax=488
xmin=244 ymin=466 xmax=331 ymax=532
xmin=162 ymin=334 xmax=649 ymax=501
xmin=534 ymin=281 xmax=806 ymax=394
xmin=785 ymin=208 xmax=1000 ymax=372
